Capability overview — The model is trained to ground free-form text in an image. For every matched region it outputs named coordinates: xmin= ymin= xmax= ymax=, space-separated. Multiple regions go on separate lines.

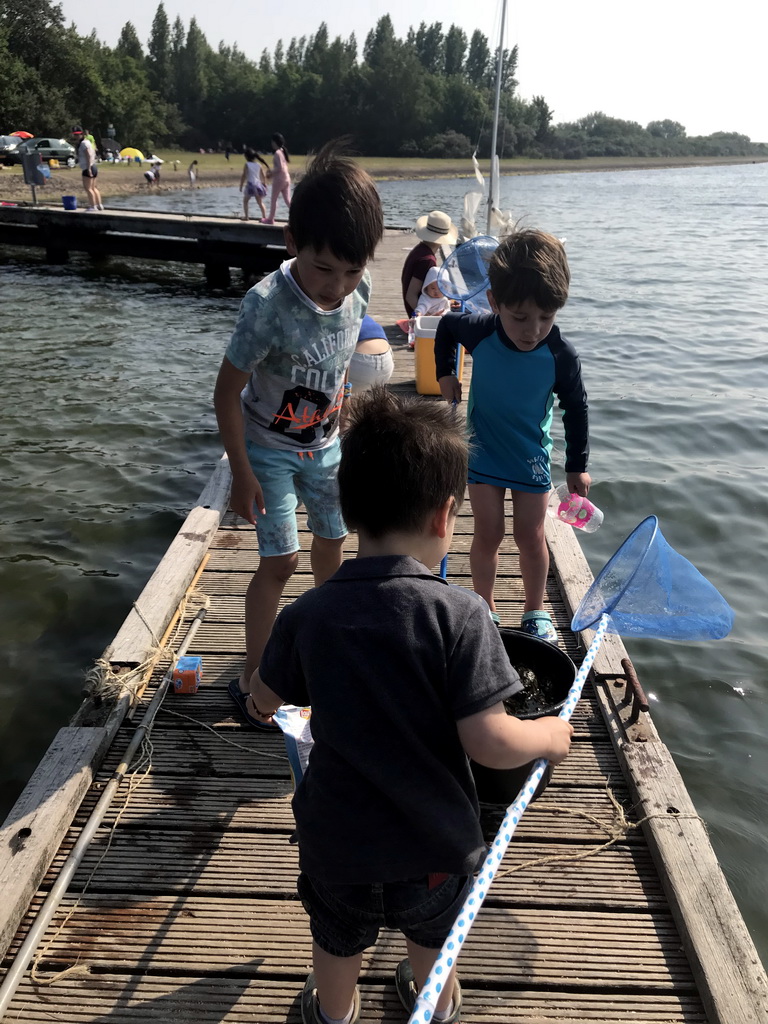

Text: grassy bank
xmin=1 ymin=152 xmax=766 ymax=205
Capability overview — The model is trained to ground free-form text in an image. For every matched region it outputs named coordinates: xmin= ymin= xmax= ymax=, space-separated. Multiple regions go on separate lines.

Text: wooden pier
xmin=1 ymin=233 xmax=766 ymax=1023
xmin=0 ymin=204 xmax=289 ymax=285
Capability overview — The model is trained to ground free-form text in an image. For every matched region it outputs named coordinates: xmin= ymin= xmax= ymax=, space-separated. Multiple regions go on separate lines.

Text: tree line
xmin=1 ymin=0 xmax=765 ymax=161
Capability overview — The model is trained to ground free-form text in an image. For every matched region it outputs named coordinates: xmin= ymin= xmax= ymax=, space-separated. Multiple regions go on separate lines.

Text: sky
xmin=58 ymin=0 xmax=767 ymax=142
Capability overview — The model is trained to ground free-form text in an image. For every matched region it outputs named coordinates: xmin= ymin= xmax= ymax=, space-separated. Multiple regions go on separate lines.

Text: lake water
xmin=2 ymin=163 xmax=767 ymax=965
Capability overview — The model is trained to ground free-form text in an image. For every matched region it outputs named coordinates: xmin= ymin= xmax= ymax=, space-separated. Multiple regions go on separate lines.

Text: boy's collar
xmin=327 ymin=555 xmax=448 ymax=583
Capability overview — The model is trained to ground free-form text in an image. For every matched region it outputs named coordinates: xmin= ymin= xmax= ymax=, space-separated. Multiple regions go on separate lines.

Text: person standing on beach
xmin=261 ymin=133 xmax=291 ymax=224
xmin=188 ymin=159 xmax=199 ymax=187
xmin=70 ymin=126 xmax=103 ymax=211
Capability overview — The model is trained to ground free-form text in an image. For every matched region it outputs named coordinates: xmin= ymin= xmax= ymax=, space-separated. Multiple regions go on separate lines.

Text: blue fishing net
xmin=437 ymin=235 xmax=498 ymax=315
xmin=571 ymin=516 xmax=734 ymax=641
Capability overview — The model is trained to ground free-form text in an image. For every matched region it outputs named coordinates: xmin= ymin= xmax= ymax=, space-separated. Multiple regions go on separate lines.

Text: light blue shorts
xmin=245 ymin=438 xmax=346 ymax=557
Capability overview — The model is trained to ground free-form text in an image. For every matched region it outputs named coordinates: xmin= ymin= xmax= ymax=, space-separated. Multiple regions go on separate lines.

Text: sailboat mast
xmin=487 ymin=0 xmax=508 ymax=234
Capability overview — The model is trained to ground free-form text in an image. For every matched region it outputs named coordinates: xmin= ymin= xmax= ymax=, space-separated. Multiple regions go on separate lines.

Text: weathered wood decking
xmin=1 ymin=232 xmax=766 ymax=1023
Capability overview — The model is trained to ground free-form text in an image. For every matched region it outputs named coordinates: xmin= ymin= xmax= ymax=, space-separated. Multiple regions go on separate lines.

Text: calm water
xmin=2 ymin=164 xmax=767 ymax=963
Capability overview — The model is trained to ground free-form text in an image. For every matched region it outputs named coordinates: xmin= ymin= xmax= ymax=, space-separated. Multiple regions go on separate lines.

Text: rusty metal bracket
xmin=596 ymin=654 xmax=653 ymax=742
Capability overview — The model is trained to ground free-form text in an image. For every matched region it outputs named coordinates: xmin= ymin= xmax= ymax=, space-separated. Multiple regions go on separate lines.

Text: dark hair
xmin=339 ymin=387 xmax=467 ymax=539
xmin=288 ymin=139 xmax=384 ymax=264
xmin=488 ymin=229 xmax=570 ymax=311
xmin=244 ymin=147 xmax=269 ymax=169
xmin=271 ymin=132 xmax=289 ymax=161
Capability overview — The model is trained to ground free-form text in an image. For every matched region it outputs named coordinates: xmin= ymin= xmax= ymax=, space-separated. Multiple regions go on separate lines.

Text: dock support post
xmin=45 ymin=245 xmax=68 ymax=264
xmin=204 ymin=262 xmax=230 ymax=289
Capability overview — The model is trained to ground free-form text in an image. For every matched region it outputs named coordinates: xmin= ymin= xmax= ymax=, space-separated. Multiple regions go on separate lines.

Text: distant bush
xmin=421 ymin=130 xmax=473 ymax=158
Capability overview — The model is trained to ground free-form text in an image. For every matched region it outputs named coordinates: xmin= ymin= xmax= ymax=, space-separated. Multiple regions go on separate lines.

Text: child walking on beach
xmin=213 ymin=141 xmax=384 ymax=720
xmin=261 ymin=132 xmax=291 ymax=224
xmin=246 ymin=387 xmax=573 ymax=1024
xmin=435 ymin=229 xmax=591 ymax=642
xmin=239 ymin=147 xmax=269 ymax=220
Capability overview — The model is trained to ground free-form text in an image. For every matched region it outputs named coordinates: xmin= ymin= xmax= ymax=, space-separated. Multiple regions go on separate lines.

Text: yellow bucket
xmin=414 ymin=315 xmax=465 ymax=396
xmin=48 ymin=158 xmax=59 ymax=168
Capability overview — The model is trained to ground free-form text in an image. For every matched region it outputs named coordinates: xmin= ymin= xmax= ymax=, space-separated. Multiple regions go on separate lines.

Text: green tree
xmin=465 ymin=30 xmax=490 ymax=86
xmin=363 ymin=15 xmax=397 ymax=70
xmin=116 ymin=21 xmax=143 ymax=62
xmin=414 ymin=21 xmax=444 ymax=75
xmin=146 ymin=2 xmax=171 ymax=96
xmin=444 ymin=25 xmax=467 ymax=76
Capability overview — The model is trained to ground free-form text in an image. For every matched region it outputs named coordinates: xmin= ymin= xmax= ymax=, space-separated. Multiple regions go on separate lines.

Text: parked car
xmin=0 ymin=135 xmax=25 ymax=164
xmin=6 ymin=137 xmax=77 ymax=166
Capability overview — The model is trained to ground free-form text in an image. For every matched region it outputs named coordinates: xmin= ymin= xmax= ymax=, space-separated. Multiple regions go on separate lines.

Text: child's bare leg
xmin=510 ymin=489 xmax=550 ymax=612
xmin=312 ymin=942 xmax=362 ymax=1021
xmin=404 ymin=939 xmax=458 ymax=1015
xmin=242 ymin=193 xmax=249 ymax=219
xmin=257 ymin=196 xmax=266 ymax=218
xmin=468 ymin=483 xmax=506 ymax=610
xmin=240 ymin=551 xmax=298 ymax=687
xmin=310 ymin=534 xmax=346 ymax=587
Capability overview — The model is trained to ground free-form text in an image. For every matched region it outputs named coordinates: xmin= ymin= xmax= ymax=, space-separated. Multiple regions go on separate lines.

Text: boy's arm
xmin=554 ymin=340 xmax=590 ymax=485
xmin=247 ymin=668 xmax=285 ymax=725
xmin=434 ymin=314 xmax=463 ymax=403
xmin=213 ymin=357 xmax=265 ymax=523
xmin=457 ymin=703 xmax=573 ymax=769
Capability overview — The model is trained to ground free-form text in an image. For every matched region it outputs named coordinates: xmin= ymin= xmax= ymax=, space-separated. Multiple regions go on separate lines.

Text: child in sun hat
xmin=435 ymin=229 xmax=591 ymax=643
xmin=401 ymin=209 xmax=458 ymax=317
xmin=245 ymin=386 xmax=573 ymax=1024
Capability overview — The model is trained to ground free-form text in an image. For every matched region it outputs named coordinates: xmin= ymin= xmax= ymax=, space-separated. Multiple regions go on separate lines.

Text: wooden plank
xmin=0 ymin=726 xmax=109 ymax=960
xmin=108 ymin=455 xmax=231 ymax=665
xmin=11 ymin=894 xmax=695 ymax=990
xmin=623 ymin=741 xmax=768 ymax=1024
xmin=42 ymin=832 xmax=660 ymax=910
xmin=2 ymin=975 xmax=708 ymax=1023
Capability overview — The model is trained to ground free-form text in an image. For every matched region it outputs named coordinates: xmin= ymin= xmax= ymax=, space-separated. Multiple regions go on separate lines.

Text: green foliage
xmin=1 ymin=3 xmax=763 ymax=160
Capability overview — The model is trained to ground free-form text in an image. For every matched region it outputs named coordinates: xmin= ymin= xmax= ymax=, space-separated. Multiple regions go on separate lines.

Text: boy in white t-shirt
xmin=213 ymin=141 xmax=384 ymax=716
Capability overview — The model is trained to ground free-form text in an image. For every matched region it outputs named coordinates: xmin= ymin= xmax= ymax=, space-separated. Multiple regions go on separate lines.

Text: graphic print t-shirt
xmin=226 ymin=261 xmax=371 ymax=451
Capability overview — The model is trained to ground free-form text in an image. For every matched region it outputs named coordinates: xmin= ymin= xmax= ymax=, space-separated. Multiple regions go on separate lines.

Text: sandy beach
xmin=1 ymin=153 xmax=766 ymax=206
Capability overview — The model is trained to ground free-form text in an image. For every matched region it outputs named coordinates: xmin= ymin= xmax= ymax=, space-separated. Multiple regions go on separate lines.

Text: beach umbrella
xmin=10 ymin=131 xmax=33 ymax=139
xmin=119 ymin=147 xmax=144 ymax=160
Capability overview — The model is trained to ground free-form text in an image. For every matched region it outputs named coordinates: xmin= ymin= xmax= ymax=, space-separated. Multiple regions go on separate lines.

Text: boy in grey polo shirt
xmin=248 ymin=388 xmax=573 ymax=1024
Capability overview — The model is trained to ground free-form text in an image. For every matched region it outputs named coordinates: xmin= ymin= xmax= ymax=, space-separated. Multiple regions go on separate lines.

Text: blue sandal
xmin=227 ymin=678 xmax=280 ymax=731
xmin=520 ymin=610 xmax=559 ymax=644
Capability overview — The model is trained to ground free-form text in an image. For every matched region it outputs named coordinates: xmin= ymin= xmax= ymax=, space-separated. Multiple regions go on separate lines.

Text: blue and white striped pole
xmin=408 ymin=613 xmax=610 ymax=1023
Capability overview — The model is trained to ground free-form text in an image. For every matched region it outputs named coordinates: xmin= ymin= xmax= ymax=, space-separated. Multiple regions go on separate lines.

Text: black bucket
xmin=470 ymin=627 xmax=576 ymax=804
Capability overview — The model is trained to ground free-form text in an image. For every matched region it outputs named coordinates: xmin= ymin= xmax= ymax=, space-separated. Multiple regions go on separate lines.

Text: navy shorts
xmin=82 ymin=167 xmax=98 ymax=179
xmin=298 ymin=872 xmax=472 ymax=957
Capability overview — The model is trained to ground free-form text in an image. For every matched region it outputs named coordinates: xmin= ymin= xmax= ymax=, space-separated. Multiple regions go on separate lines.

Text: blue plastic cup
xmin=62 ymin=196 xmax=77 ymax=211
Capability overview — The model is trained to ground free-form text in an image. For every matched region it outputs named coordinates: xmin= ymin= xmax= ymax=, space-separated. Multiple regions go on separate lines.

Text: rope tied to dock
xmin=83 ymin=589 xmax=211 ymax=704
xmin=493 ymin=782 xmax=706 ymax=881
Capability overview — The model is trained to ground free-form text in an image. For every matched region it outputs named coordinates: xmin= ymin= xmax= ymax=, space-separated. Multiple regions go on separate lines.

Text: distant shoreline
xmin=1 ymin=154 xmax=765 ymax=204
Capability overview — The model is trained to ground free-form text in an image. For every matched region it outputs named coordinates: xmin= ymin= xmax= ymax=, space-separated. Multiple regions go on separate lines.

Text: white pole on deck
xmin=487 ymin=0 xmax=508 ymax=234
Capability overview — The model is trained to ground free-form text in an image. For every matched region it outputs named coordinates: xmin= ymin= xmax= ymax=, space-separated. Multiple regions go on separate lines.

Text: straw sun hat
xmin=414 ymin=210 xmax=458 ymax=245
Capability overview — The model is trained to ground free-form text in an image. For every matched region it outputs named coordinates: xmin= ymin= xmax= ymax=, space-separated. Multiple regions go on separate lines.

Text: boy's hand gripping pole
xmin=408 ymin=614 xmax=609 ymax=1024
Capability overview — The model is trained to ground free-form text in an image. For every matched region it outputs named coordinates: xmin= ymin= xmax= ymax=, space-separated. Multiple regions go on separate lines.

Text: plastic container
xmin=62 ymin=195 xmax=77 ymax=211
xmin=470 ymin=628 xmax=575 ymax=804
xmin=172 ymin=655 xmax=202 ymax=694
xmin=414 ymin=314 xmax=464 ymax=395
xmin=546 ymin=483 xmax=603 ymax=533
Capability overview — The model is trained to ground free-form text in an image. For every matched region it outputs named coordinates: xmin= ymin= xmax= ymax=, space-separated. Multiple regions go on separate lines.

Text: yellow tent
xmin=119 ymin=147 xmax=145 ymax=160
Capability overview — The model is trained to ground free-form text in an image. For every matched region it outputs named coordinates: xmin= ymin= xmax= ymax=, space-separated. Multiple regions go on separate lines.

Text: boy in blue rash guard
xmin=435 ymin=229 xmax=591 ymax=642
xmin=214 ymin=142 xmax=384 ymax=712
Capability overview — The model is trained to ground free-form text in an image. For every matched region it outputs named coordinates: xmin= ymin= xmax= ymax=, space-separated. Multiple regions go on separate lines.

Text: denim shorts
xmin=245 ymin=438 xmax=346 ymax=557
xmin=297 ymin=872 xmax=472 ymax=957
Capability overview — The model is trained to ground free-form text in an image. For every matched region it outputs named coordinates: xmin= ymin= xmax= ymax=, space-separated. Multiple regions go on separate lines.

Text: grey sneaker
xmin=301 ymin=973 xmax=360 ymax=1024
xmin=520 ymin=610 xmax=559 ymax=644
xmin=395 ymin=959 xmax=462 ymax=1021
